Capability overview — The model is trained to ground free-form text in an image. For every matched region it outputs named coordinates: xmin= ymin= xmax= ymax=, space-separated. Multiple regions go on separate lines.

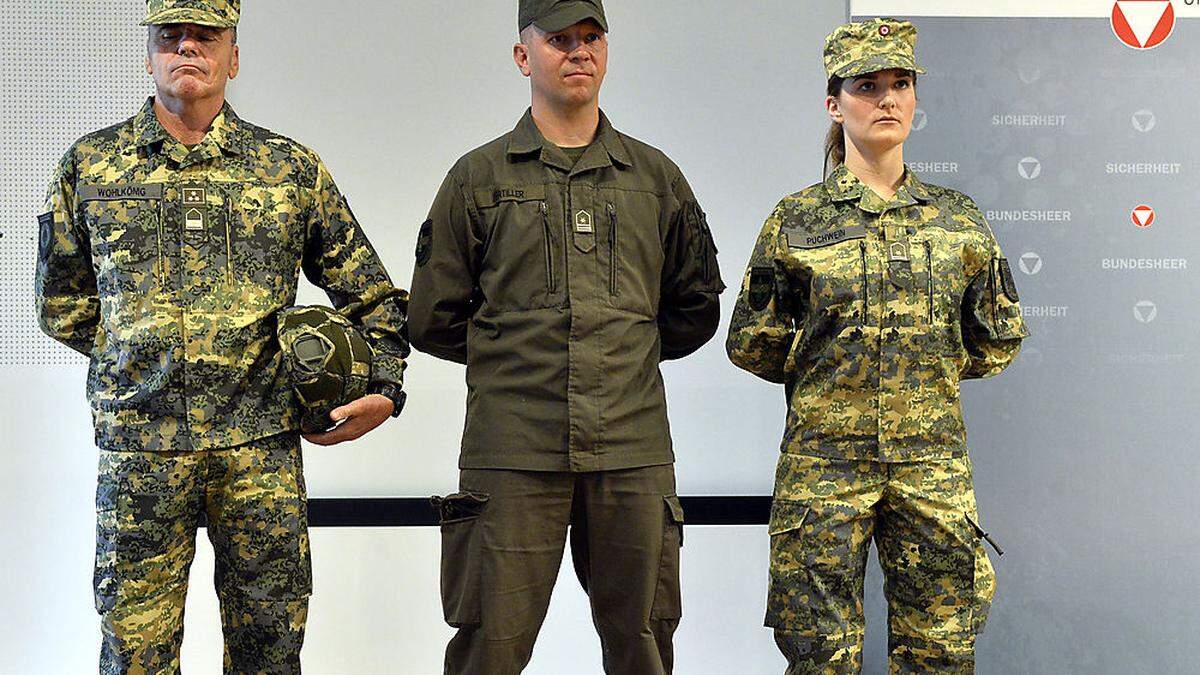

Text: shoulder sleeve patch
xmin=415 ymin=218 xmax=433 ymax=267
xmin=998 ymin=257 xmax=1019 ymax=302
xmin=37 ymin=212 xmax=53 ymax=263
xmin=748 ymin=266 xmax=774 ymax=311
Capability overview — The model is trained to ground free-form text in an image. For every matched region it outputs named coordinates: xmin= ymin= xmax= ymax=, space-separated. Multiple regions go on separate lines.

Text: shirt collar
xmin=506 ymin=108 xmax=633 ymax=173
xmin=131 ymin=96 xmax=251 ymax=163
xmin=824 ymin=163 xmax=933 ymax=210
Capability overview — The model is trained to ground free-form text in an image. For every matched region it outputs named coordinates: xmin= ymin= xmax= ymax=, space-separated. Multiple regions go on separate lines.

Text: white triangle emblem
xmin=1116 ymin=1 xmax=1171 ymax=47
xmin=1133 ymin=206 xmax=1154 ymax=227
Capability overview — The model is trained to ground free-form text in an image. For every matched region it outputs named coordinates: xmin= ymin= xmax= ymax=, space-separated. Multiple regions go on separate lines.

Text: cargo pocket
xmin=432 ymin=492 xmax=489 ymax=627
xmin=650 ymin=495 xmax=685 ymax=620
xmin=966 ymin=514 xmax=998 ymax=635
xmin=764 ymin=499 xmax=810 ymax=629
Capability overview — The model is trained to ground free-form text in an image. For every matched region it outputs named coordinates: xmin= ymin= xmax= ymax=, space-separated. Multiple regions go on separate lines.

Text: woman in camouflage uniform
xmin=726 ymin=18 xmax=1028 ymax=674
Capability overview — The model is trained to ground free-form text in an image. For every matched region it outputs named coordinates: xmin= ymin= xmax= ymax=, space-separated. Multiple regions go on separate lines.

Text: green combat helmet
xmin=277 ymin=305 xmax=373 ymax=434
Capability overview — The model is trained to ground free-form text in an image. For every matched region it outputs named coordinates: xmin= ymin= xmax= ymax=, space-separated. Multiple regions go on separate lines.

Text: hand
xmin=302 ymin=394 xmax=394 ymax=446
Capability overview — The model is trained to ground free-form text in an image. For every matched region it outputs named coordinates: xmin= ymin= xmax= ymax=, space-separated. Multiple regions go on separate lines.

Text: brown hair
xmin=822 ymin=76 xmax=846 ymax=179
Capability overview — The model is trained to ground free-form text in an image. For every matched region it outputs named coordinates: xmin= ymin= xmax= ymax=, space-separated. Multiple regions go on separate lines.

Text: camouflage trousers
xmin=94 ymin=432 xmax=311 ymax=674
xmin=435 ymin=465 xmax=684 ymax=675
xmin=766 ymin=453 xmax=997 ymax=674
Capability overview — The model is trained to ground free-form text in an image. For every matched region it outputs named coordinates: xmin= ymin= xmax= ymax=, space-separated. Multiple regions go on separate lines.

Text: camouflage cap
xmin=824 ymin=18 xmax=925 ymax=80
xmin=277 ymin=305 xmax=373 ymax=434
xmin=519 ymin=0 xmax=608 ymax=33
xmin=141 ymin=0 xmax=240 ymax=28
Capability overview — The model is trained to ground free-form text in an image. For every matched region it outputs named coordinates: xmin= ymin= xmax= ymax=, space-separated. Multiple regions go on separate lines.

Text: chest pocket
xmin=227 ymin=181 xmax=307 ymax=289
xmin=917 ymin=227 xmax=989 ymax=353
xmin=473 ymin=184 xmax=555 ymax=312
xmin=80 ymin=183 xmax=164 ymax=297
xmin=781 ymin=224 xmax=868 ymax=325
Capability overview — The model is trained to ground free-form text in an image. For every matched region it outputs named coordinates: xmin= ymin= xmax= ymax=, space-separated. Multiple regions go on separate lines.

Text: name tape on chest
xmin=79 ymin=183 xmax=164 ymax=202
xmin=783 ymin=224 xmax=867 ymax=249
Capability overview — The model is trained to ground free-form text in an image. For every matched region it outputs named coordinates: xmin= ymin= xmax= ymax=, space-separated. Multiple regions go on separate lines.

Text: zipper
xmin=859 ymin=240 xmax=868 ymax=324
xmin=540 ymin=201 xmax=555 ymax=292
xmin=607 ymin=203 xmax=617 ymax=296
xmin=924 ymin=240 xmax=933 ymax=325
xmin=225 ymin=200 xmax=234 ymax=287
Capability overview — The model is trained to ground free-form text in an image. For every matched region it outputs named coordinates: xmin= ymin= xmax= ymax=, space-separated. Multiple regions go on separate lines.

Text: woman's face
xmin=827 ymin=69 xmax=916 ymax=156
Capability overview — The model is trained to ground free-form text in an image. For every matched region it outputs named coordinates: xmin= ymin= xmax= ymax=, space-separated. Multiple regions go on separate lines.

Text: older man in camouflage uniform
xmin=727 ymin=18 xmax=1027 ymax=674
xmin=34 ymin=1 xmax=408 ymax=672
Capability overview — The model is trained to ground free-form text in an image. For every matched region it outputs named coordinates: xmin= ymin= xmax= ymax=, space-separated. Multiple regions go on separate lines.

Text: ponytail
xmin=823 ymin=76 xmax=846 ymax=179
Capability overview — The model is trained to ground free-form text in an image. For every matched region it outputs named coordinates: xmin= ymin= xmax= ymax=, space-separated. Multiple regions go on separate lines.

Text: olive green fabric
xmin=277 ymin=305 xmax=373 ymax=433
xmin=433 ymin=465 xmax=683 ymax=674
xmin=142 ymin=0 xmax=240 ymax=27
xmin=409 ymin=109 xmax=723 ymax=472
xmin=95 ymin=432 xmax=309 ymax=673
xmin=557 ymin=143 xmax=590 ymax=166
xmin=727 ymin=164 xmax=1028 ymax=462
xmin=768 ymin=453 xmax=996 ymax=673
xmin=36 ymin=97 xmax=410 ymax=452
xmin=519 ymin=0 xmax=608 ymax=33
xmin=824 ymin=17 xmax=925 ymax=79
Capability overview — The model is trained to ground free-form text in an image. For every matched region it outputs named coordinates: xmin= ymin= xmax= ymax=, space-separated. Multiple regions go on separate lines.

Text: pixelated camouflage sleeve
xmin=300 ymin=159 xmax=410 ymax=388
xmin=726 ymin=200 xmax=798 ymax=384
xmin=34 ymin=149 xmax=99 ymax=355
xmin=407 ymin=167 xmax=481 ymax=365
xmin=960 ymin=202 xmax=1028 ymax=380
xmin=658 ymin=174 xmax=724 ymax=361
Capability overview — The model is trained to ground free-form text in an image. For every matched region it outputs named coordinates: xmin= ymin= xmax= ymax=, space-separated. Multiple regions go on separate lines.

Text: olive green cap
xmin=519 ymin=0 xmax=608 ymax=34
xmin=824 ymin=17 xmax=925 ymax=80
xmin=141 ymin=0 xmax=240 ymax=28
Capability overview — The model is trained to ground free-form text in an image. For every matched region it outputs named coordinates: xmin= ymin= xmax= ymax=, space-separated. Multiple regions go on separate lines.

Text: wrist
xmin=368 ymin=382 xmax=406 ymax=417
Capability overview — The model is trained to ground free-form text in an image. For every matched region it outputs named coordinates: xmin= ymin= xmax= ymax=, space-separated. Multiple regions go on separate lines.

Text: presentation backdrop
xmin=3 ymin=0 xmax=1198 ymax=673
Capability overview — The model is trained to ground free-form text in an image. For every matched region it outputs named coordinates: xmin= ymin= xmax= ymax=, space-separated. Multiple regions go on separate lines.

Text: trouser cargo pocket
xmin=432 ymin=492 xmax=489 ymax=627
xmin=966 ymin=514 xmax=998 ymax=635
xmin=650 ymin=495 xmax=685 ymax=620
xmin=764 ymin=499 xmax=811 ymax=629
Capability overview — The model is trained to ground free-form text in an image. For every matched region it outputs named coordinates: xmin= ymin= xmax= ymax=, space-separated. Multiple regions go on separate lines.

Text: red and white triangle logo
xmin=1131 ymin=205 xmax=1155 ymax=228
xmin=1112 ymin=1 xmax=1175 ymax=50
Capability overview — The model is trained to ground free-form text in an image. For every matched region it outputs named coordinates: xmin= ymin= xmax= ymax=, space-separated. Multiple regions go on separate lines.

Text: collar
xmin=506 ymin=108 xmax=632 ymax=173
xmin=131 ymin=96 xmax=251 ymax=163
xmin=824 ymin=163 xmax=932 ymax=211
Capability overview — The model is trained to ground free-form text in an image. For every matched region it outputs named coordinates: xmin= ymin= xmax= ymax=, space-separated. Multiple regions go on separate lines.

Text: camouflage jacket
xmin=727 ymin=165 xmax=1028 ymax=462
xmin=409 ymin=109 xmax=723 ymax=472
xmin=35 ymin=97 xmax=409 ymax=452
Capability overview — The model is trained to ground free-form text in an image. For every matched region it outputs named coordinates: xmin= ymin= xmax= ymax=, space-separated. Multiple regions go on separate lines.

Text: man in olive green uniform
xmin=408 ymin=1 xmax=723 ymax=673
xmin=35 ymin=2 xmax=408 ymax=672
xmin=727 ymin=19 xmax=1027 ymax=674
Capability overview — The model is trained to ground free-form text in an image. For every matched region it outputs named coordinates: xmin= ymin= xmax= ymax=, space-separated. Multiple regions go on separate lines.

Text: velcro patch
xmin=37 ymin=212 xmax=53 ymax=263
xmin=748 ymin=266 xmax=774 ymax=311
xmin=415 ymin=218 xmax=433 ymax=267
xmin=998 ymin=258 xmax=1019 ymax=302
xmin=783 ymin=224 xmax=867 ymax=249
xmin=79 ymin=183 xmax=163 ymax=201
xmin=473 ymin=184 xmax=546 ymax=208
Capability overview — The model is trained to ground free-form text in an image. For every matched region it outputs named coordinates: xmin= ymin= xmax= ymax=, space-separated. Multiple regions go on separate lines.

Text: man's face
xmin=146 ymin=23 xmax=239 ymax=103
xmin=514 ymin=20 xmax=607 ymax=111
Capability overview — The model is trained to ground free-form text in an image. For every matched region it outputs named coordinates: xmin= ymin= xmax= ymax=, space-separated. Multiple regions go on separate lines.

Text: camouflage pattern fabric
xmin=767 ymin=453 xmax=996 ymax=674
xmin=823 ymin=18 xmax=925 ymax=80
xmin=726 ymin=164 xmax=1028 ymax=462
xmin=95 ymin=432 xmax=310 ymax=674
xmin=35 ymin=97 xmax=410 ymax=453
xmin=142 ymin=0 xmax=240 ymax=27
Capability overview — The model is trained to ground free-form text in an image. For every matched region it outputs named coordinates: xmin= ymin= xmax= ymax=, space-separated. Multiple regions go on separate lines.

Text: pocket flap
xmin=431 ymin=491 xmax=490 ymax=524
xmin=663 ymin=495 xmax=685 ymax=524
xmin=768 ymin=499 xmax=809 ymax=537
